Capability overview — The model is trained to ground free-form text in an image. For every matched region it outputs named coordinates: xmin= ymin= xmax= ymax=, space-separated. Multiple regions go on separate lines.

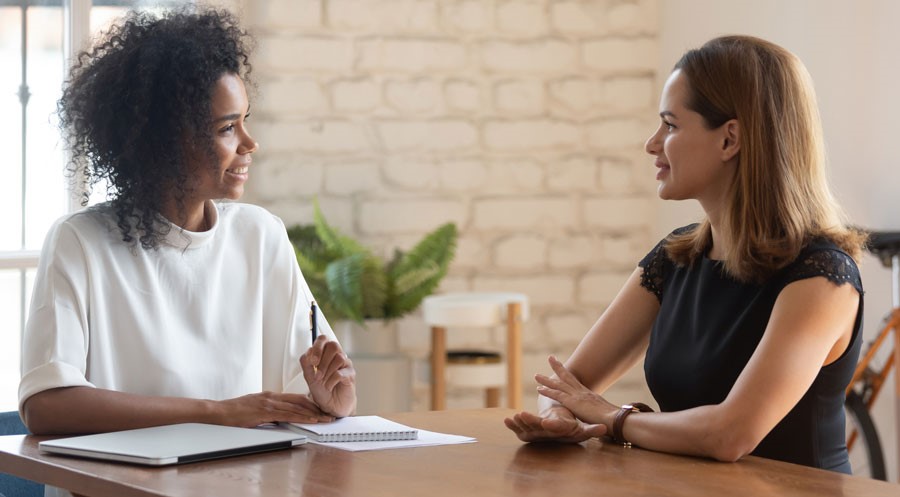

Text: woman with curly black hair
xmin=18 ymin=7 xmax=356 ymax=438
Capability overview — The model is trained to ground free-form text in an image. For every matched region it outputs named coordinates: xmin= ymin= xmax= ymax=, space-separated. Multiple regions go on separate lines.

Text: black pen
xmin=309 ymin=300 xmax=318 ymax=343
xmin=310 ymin=301 xmax=319 ymax=374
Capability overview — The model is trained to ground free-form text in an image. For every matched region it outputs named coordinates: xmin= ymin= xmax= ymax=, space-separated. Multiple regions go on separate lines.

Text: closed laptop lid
xmin=39 ymin=423 xmax=307 ymax=466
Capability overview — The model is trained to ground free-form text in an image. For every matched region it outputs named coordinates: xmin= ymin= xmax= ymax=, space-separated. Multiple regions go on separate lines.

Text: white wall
xmin=657 ymin=0 xmax=900 ymax=482
xmin=237 ymin=0 xmax=660 ymax=412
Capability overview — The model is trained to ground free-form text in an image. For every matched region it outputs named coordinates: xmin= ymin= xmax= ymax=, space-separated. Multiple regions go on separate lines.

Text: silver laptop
xmin=39 ymin=423 xmax=307 ymax=466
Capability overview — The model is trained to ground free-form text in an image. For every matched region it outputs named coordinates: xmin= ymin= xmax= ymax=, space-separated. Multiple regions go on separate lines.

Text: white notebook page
xmin=284 ymin=415 xmax=418 ymax=442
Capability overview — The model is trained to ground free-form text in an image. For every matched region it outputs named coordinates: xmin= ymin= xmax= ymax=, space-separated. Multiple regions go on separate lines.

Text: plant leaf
xmin=324 ymin=253 xmax=368 ymax=322
xmin=313 ymin=199 xmax=368 ymax=258
xmin=289 ymin=214 xmax=458 ymax=322
xmin=290 ymin=226 xmax=334 ymax=272
xmin=293 ymin=246 xmax=345 ymax=320
xmin=387 ymin=223 xmax=457 ymax=317
xmin=391 ymin=261 xmax=441 ymax=314
xmin=359 ymin=256 xmax=388 ymax=320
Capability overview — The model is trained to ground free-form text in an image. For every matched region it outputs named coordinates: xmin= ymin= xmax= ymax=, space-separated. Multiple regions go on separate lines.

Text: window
xmin=0 ymin=0 xmax=184 ymax=412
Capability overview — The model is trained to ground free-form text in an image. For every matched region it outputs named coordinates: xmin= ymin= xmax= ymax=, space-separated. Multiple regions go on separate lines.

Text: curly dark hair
xmin=58 ymin=7 xmax=253 ymax=249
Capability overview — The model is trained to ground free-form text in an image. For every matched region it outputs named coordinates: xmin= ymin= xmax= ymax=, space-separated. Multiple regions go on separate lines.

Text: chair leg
xmin=485 ymin=387 xmax=501 ymax=408
xmin=507 ymin=302 xmax=523 ymax=409
xmin=430 ymin=326 xmax=447 ymax=410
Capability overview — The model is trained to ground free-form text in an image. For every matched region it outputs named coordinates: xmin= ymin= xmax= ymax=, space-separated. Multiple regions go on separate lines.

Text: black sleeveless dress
xmin=638 ymin=226 xmax=863 ymax=473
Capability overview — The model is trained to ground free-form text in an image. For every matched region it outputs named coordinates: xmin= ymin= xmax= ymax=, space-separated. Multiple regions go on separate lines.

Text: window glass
xmin=92 ymin=6 xmax=130 ymax=33
xmin=24 ymin=6 xmax=66 ymax=250
xmin=0 ymin=7 xmax=25 ymax=252
xmin=1 ymin=0 xmax=188 ymax=417
xmin=0 ymin=2 xmax=138 ymax=414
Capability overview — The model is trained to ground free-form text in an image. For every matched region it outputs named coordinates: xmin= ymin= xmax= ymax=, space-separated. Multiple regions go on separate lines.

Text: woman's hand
xmin=216 ymin=392 xmax=335 ymax=427
xmin=300 ymin=335 xmax=357 ymax=418
xmin=534 ymin=355 xmax=619 ymax=427
xmin=504 ymin=405 xmax=606 ymax=443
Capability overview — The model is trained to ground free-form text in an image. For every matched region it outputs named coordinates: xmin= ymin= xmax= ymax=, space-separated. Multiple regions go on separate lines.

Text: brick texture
xmin=241 ymin=0 xmax=661 ymax=412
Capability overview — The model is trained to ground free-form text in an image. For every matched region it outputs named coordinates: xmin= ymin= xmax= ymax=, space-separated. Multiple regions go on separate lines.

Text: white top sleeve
xmin=19 ymin=201 xmax=336 ymax=413
xmin=261 ymin=213 xmax=337 ymax=395
xmin=19 ymin=219 xmax=97 ymax=406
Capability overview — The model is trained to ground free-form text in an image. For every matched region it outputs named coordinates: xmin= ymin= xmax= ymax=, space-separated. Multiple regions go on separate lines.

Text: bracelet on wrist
xmin=611 ymin=402 xmax=654 ymax=447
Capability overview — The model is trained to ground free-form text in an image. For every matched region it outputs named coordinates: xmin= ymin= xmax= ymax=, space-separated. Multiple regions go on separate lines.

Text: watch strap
xmin=611 ymin=402 xmax=654 ymax=447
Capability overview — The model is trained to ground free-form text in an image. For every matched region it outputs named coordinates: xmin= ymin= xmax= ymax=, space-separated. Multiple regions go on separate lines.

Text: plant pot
xmin=332 ymin=319 xmax=399 ymax=357
xmin=332 ymin=319 xmax=411 ymax=414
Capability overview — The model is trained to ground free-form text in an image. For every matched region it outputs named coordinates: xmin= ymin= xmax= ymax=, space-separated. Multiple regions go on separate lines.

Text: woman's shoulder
xmin=31 ymin=204 xmax=121 ymax=262
xmin=49 ymin=203 xmax=117 ymax=239
xmin=670 ymin=223 xmax=701 ymax=238
xmin=781 ymin=237 xmax=862 ymax=293
xmin=641 ymin=223 xmax=701 ymax=262
xmin=643 ymin=223 xmax=700 ymax=258
xmin=638 ymin=224 xmax=700 ymax=301
xmin=216 ymin=202 xmax=286 ymax=229
xmin=215 ymin=202 xmax=292 ymax=252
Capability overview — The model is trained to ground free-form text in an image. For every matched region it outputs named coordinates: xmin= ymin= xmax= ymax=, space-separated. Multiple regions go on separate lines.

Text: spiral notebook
xmin=281 ymin=415 xmax=418 ymax=442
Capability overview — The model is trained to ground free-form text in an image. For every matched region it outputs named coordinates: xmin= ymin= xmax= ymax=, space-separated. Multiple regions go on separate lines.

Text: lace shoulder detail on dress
xmin=638 ymin=225 xmax=694 ymax=302
xmin=638 ymin=241 xmax=667 ymax=302
xmin=784 ymin=249 xmax=863 ymax=294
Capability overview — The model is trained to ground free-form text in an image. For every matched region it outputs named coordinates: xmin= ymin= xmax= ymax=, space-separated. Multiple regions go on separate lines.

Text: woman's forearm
xmin=617 ymin=404 xmax=757 ymax=462
xmin=22 ymin=386 xmax=220 ymax=435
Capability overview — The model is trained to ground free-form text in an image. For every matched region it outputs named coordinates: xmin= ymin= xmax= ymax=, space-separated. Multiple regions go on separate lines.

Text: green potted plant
xmin=286 ymin=201 xmax=457 ymax=345
xmin=287 ymin=201 xmax=457 ymax=414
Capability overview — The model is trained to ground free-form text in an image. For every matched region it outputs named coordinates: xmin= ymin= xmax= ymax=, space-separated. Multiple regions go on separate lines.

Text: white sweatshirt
xmin=19 ymin=200 xmax=334 ymax=413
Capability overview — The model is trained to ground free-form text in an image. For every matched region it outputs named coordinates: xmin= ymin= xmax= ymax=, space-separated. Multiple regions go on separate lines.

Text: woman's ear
xmin=721 ymin=119 xmax=740 ymax=162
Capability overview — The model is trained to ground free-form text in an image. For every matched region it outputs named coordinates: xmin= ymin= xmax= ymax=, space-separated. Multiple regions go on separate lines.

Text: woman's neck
xmin=707 ymin=225 xmax=728 ymax=261
xmin=160 ymin=199 xmax=209 ymax=232
xmin=704 ymin=204 xmax=730 ymax=261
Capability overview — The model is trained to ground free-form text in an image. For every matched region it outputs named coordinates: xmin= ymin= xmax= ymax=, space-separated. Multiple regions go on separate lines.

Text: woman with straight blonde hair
xmin=505 ymin=35 xmax=865 ymax=473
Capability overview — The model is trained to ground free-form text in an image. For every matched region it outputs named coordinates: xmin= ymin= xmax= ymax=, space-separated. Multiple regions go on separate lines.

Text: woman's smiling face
xmin=189 ymin=72 xmax=258 ymax=203
xmin=644 ymin=69 xmax=738 ymax=209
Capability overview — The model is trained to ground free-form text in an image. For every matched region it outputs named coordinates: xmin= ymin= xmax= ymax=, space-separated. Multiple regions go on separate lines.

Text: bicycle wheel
xmin=845 ymin=391 xmax=887 ymax=480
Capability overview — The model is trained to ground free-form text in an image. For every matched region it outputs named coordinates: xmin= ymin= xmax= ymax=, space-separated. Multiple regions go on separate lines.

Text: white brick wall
xmin=241 ymin=0 xmax=660 ymax=412
xmin=583 ymin=37 xmax=658 ymax=71
xmin=481 ymin=40 xmax=577 ymax=73
xmin=484 ymin=119 xmax=580 ymax=150
xmin=327 ymin=0 xmax=440 ymax=32
xmin=379 ymin=120 xmax=479 ymax=151
xmin=358 ymin=39 xmax=469 ymax=73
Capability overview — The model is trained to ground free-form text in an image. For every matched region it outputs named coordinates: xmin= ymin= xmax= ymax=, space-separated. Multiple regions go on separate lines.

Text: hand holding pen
xmin=310 ymin=301 xmax=318 ymax=344
xmin=299 ymin=300 xmax=358 ymax=417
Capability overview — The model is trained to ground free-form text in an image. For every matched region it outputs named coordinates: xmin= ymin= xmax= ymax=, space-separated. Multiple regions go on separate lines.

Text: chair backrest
xmin=0 ymin=411 xmax=43 ymax=497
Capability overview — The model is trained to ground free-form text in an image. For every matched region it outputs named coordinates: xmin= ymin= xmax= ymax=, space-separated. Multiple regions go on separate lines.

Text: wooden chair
xmin=422 ymin=292 xmax=528 ymax=410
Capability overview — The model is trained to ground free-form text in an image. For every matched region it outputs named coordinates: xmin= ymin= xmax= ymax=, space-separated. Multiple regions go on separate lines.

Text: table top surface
xmin=1 ymin=408 xmax=896 ymax=497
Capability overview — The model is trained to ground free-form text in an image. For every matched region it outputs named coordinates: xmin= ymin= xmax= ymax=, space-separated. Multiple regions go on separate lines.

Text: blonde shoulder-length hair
xmin=665 ymin=35 xmax=865 ymax=282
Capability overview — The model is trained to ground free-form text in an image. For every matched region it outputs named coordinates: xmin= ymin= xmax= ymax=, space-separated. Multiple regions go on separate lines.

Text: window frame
xmin=1 ymin=0 xmax=190 ymax=300
xmin=0 ymin=0 xmax=188 ymax=411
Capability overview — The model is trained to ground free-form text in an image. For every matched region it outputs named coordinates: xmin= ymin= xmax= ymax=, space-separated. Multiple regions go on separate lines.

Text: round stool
xmin=446 ymin=350 xmax=504 ymax=407
xmin=422 ymin=292 xmax=529 ymax=410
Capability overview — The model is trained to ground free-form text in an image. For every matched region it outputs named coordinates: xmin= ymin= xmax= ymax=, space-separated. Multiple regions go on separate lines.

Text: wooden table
xmin=0 ymin=408 xmax=896 ymax=497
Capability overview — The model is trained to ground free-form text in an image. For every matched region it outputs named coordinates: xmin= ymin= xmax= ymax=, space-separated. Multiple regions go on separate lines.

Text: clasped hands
xmin=504 ymin=355 xmax=616 ymax=443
